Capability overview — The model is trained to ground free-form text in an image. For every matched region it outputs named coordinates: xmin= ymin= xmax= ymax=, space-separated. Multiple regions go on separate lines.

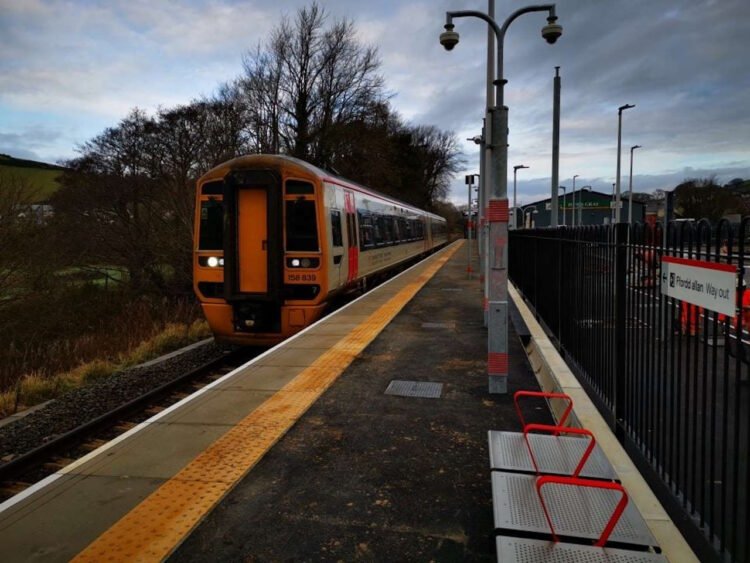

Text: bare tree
xmin=240 ymin=2 xmax=385 ymax=163
xmin=674 ymin=176 xmax=741 ymax=222
xmin=0 ymin=175 xmax=43 ymax=302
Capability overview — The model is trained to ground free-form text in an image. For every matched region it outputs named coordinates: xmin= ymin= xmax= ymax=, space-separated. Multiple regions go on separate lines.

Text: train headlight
xmin=286 ymin=257 xmax=320 ymax=268
xmin=200 ymin=256 xmax=224 ymax=267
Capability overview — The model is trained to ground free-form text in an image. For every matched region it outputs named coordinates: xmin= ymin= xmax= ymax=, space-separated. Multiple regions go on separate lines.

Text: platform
xmin=0 ymin=238 xmax=682 ymax=562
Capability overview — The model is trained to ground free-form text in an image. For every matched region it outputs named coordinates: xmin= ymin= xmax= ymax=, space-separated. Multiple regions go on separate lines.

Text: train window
xmin=373 ymin=216 xmax=385 ymax=245
xmin=201 ymin=181 xmax=223 ymax=195
xmin=330 ymin=210 xmax=343 ymax=247
xmin=286 ymin=180 xmax=314 ymax=195
xmin=358 ymin=213 xmax=374 ymax=250
xmin=199 ymin=200 xmax=223 ymax=250
xmin=286 ymin=199 xmax=319 ymax=251
xmin=398 ymin=218 xmax=407 ymax=242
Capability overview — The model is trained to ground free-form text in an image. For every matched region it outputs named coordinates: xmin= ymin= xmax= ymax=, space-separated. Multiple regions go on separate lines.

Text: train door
xmin=237 ymin=189 xmax=267 ymax=293
xmin=344 ymin=191 xmax=358 ymax=284
xmin=223 ymin=169 xmax=282 ymax=333
xmin=329 ymin=208 xmax=344 ymax=287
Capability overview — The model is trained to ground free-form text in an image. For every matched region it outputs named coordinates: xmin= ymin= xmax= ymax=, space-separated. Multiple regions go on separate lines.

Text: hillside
xmin=0 ymin=154 xmax=67 ymax=202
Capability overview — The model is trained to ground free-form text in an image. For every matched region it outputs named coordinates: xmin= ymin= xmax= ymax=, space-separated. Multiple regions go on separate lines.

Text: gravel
xmin=0 ymin=339 xmax=226 ymax=460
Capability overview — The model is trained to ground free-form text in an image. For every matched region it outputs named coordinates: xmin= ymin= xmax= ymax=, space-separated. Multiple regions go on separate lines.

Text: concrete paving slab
xmin=158 ymin=388 xmax=275 ymax=426
xmin=69 ymin=421 xmax=232 ymax=480
xmin=284 ymin=333 xmax=346 ymax=350
xmin=253 ymin=346 xmax=325 ymax=367
xmin=308 ymin=322 xmax=362 ymax=335
xmin=214 ymin=364 xmax=306 ymax=391
xmin=0 ymin=473 xmax=165 ymax=563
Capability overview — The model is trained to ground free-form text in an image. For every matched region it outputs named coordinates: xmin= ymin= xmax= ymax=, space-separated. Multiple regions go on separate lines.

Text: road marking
xmin=72 ymin=242 xmax=460 ymax=562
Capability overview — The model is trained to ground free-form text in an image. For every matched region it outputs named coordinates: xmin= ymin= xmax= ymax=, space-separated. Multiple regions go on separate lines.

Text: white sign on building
xmin=660 ymin=256 xmax=737 ymax=316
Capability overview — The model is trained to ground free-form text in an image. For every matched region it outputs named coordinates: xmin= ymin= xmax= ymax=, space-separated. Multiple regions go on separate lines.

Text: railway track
xmin=0 ymin=347 xmax=260 ymax=502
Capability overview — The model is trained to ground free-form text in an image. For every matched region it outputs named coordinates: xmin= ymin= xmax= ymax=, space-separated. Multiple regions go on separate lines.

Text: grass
xmin=0 ymin=165 xmax=62 ymax=203
xmin=0 ymin=319 xmax=211 ymax=418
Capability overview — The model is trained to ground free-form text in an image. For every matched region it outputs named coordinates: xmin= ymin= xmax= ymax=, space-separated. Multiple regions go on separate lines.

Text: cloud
xmin=0 ymin=0 xmax=748 ymax=200
xmin=0 ymin=127 xmax=63 ymax=163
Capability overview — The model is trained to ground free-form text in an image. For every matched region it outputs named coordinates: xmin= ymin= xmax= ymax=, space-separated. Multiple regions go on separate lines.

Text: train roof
xmin=200 ymin=154 xmax=446 ymax=223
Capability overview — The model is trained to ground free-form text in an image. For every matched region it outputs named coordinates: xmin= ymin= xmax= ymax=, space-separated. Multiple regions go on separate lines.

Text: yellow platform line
xmin=73 ymin=242 xmax=461 ymax=562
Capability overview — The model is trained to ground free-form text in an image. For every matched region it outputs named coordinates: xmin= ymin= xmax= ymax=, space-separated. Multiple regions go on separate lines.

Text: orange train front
xmin=193 ymin=155 xmax=447 ymax=346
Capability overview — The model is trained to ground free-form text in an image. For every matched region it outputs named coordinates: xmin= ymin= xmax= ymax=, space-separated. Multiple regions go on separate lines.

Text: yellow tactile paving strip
xmin=73 ymin=242 xmax=461 ymax=563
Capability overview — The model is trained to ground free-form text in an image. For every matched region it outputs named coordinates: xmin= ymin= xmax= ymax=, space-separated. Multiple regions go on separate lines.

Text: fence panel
xmin=509 ymin=221 xmax=750 ymax=563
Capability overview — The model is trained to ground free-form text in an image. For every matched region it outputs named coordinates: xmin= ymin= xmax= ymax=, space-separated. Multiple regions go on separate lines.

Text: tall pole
xmin=572 ymin=174 xmax=579 ymax=226
xmin=611 ymin=182 xmax=616 ymax=223
xmin=628 ymin=145 xmax=642 ymax=224
xmin=482 ymin=0 xmax=495 ymax=327
xmin=513 ymin=164 xmax=528 ymax=229
xmin=466 ymin=175 xmax=474 ymax=277
xmin=551 ymin=66 xmax=561 ymax=227
xmin=580 ymin=185 xmax=591 ymax=225
xmin=615 ymin=103 xmax=635 ymax=223
xmin=442 ymin=4 xmax=562 ymax=395
xmin=513 ymin=169 xmax=518 ymax=230
xmin=560 ymin=185 xmax=566 ymax=226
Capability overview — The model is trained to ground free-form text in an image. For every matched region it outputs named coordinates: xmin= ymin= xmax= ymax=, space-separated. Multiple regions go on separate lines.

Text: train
xmin=193 ymin=154 xmax=448 ymax=346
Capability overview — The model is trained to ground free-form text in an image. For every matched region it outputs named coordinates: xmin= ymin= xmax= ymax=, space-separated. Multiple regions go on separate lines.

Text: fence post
xmin=614 ymin=222 xmax=628 ymax=441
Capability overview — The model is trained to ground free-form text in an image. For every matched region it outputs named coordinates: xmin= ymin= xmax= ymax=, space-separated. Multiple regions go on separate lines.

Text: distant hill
xmin=0 ymin=154 xmax=67 ymax=202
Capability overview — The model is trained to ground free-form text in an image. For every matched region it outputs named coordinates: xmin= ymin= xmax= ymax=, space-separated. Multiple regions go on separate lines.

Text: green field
xmin=0 ymin=154 xmax=66 ymax=202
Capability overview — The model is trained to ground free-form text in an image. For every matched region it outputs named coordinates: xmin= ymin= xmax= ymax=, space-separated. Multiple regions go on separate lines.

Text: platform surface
xmin=0 ymin=241 xmax=552 ymax=562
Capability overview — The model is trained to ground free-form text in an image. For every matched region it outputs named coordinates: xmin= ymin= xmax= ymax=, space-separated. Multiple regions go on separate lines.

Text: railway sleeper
xmin=0 ymin=481 xmax=33 ymax=497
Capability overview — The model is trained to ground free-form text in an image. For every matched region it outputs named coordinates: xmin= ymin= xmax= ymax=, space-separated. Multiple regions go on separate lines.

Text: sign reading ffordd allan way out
xmin=660 ymin=256 xmax=738 ymax=316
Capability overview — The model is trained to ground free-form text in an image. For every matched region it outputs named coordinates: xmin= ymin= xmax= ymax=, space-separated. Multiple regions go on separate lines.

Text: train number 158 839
xmin=287 ymin=273 xmax=317 ymax=282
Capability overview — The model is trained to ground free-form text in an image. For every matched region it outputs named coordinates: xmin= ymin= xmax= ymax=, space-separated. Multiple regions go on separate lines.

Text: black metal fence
xmin=509 ymin=220 xmax=750 ymax=563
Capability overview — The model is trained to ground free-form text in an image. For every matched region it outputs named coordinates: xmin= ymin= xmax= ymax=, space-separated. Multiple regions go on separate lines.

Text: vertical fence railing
xmin=509 ymin=220 xmax=750 ymax=563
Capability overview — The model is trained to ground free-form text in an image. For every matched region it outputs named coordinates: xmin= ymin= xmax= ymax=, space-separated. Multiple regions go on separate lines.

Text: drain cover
xmin=421 ymin=322 xmax=456 ymax=329
xmin=385 ymin=380 xmax=443 ymax=399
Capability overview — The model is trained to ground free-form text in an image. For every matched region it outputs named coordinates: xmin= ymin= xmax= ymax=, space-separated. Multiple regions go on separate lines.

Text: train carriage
xmin=194 ymin=154 xmax=447 ymax=346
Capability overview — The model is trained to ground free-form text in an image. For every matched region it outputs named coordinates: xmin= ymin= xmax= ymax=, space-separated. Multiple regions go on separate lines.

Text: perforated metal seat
xmin=488 ymin=430 xmax=618 ymax=481
xmin=496 ymin=536 xmax=666 ymax=563
xmin=491 ymin=472 xmax=658 ymax=549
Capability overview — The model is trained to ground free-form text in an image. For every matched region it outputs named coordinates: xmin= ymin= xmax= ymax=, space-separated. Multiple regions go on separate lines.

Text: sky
xmin=1 ymin=0 xmax=749 ymax=206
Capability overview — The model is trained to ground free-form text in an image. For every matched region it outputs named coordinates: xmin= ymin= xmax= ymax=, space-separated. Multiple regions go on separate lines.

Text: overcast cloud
xmin=1 ymin=0 xmax=748 ymax=204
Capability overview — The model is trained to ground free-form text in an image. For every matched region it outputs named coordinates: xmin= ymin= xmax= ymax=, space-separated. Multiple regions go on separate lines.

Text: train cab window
xmin=330 ymin=210 xmax=343 ymax=247
xmin=286 ymin=199 xmax=319 ymax=251
xmin=199 ymin=199 xmax=224 ymax=250
xmin=286 ymin=180 xmax=314 ymax=195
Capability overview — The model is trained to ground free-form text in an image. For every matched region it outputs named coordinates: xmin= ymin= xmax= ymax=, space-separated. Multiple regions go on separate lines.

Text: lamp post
xmin=440 ymin=4 xmax=562 ymax=395
xmin=512 ymin=164 xmax=529 ymax=229
xmin=615 ymin=103 xmax=635 ymax=223
xmin=466 ymin=174 xmax=477 ymax=278
xmin=572 ymin=174 xmax=579 ymax=226
xmin=628 ymin=145 xmax=642 ymax=225
xmin=580 ymin=185 xmax=591 ymax=225
xmin=560 ymin=185 xmax=567 ymax=226
xmin=467 ymin=135 xmax=484 ymax=278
